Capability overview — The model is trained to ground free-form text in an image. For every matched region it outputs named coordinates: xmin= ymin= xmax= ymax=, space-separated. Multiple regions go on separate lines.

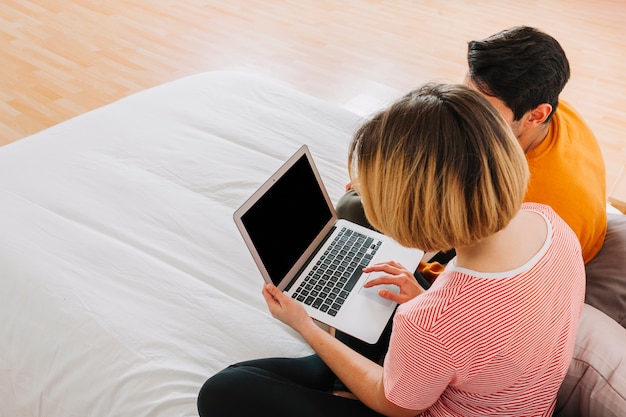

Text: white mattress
xmin=0 ymin=71 xmax=362 ymax=417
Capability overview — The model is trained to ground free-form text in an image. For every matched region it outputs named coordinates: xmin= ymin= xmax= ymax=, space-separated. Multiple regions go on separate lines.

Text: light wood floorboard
xmin=1 ymin=0 xmax=625 ymax=190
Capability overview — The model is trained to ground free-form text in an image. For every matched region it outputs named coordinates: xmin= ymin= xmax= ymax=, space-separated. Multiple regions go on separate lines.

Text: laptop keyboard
xmin=291 ymin=227 xmax=381 ymax=317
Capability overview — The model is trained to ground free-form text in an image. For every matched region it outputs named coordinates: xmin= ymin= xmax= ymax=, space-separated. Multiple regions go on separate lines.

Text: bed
xmin=1 ymin=71 xmax=624 ymax=417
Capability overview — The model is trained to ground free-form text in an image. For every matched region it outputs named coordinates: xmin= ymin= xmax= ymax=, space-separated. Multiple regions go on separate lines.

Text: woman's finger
xmin=363 ymin=261 xmax=404 ymax=275
xmin=377 ymin=288 xmax=408 ymax=304
xmin=363 ymin=275 xmax=398 ymax=288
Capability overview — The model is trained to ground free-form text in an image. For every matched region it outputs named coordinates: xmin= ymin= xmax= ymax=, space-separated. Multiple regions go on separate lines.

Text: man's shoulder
xmin=554 ymin=99 xmax=590 ymax=129
xmin=551 ymin=99 xmax=598 ymax=145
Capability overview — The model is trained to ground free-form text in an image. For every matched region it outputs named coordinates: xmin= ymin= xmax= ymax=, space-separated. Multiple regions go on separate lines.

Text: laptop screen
xmin=240 ymin=153 xmax=332 ymax=285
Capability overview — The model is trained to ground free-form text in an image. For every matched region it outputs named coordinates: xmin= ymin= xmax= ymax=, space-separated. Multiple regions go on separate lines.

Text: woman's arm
xmin=262 ymin=284 xmax=423 ymax=417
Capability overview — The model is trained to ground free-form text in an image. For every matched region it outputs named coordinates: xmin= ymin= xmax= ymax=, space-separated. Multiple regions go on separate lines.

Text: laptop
xmin=234 ymin=145 xmax=423 ymax=344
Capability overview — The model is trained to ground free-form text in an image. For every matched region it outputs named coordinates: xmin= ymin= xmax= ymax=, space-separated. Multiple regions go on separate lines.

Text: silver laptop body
xmin=234 ymin=145 xmax=423 ymax=344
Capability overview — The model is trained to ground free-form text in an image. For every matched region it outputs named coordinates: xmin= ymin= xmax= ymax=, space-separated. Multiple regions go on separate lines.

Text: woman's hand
xmin=363 ymin=261 xmax=426 ymax=304
xmin=262 ymin=283 xmax=316 ymax=334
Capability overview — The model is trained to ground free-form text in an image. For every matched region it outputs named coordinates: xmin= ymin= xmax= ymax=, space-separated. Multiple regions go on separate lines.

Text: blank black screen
xmin=241 ymin=154 xmax=332 ymax=285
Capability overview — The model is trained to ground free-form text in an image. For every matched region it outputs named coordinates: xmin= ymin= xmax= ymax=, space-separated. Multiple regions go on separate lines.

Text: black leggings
xmin=197 ymin=354 xmax=384 ymax=417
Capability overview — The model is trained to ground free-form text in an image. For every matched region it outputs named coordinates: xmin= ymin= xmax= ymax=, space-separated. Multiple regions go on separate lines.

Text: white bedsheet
xmin=0 ymin=71 xmax=362 ymax=417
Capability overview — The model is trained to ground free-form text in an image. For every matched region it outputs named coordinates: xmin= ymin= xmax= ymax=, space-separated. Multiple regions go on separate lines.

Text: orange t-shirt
xmin=524 ymin=100 xmax=606 ymax=263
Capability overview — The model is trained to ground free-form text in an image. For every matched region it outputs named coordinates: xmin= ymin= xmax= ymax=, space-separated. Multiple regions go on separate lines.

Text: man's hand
xmin=363 ymin=261 xmax=425 ymax=304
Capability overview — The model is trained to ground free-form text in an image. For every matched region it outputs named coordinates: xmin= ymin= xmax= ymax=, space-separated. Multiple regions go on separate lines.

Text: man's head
xmin=466 ymin=26 xmax=570 ymax=137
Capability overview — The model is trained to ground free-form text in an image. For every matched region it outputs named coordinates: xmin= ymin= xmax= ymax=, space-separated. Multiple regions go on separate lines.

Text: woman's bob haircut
xmin=348 ymin=83 xmax=529 ymax=252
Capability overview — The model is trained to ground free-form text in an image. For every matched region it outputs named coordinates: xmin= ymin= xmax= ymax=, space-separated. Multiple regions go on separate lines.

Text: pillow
xmin=554 ymin=304 xmax=626 ymax=417
xmin=584 ymin=213 xmax=626 ymax=328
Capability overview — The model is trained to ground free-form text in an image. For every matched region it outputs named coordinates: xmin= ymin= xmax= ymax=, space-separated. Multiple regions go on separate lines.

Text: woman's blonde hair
xmin=348 ymin=83 xmax=529 ymax=252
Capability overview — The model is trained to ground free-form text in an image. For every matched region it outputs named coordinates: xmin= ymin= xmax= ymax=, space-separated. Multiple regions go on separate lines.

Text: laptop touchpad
xmin=358 ymin=272 xmax=398 ymax=307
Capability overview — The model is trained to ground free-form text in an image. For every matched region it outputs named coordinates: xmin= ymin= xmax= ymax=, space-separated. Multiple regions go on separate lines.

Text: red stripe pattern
xmin=383 ymin=203 xmax=586 ymax=416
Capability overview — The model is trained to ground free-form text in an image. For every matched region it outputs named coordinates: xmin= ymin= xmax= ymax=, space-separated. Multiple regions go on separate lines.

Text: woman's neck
xmin=454 ymin=210 xmax=548 ymax=274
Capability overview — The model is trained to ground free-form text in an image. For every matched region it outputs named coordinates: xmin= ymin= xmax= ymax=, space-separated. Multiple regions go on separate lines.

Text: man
xmin=465 ymin=26 xmax=606 ymax=264
xmin=337 ymin=26 xmax=607 ymax=274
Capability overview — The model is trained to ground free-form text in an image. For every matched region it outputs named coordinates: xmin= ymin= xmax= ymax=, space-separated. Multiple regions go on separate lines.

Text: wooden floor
xmin=2 ymin=0 xmax=625 ymax=190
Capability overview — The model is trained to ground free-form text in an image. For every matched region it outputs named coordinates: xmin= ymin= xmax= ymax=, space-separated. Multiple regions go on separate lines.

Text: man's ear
xmin=527 ymin=103 xmax=553 ymax=125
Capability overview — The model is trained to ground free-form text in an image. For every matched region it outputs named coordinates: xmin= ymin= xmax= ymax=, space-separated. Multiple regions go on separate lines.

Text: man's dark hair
xmin=467 ymin=26 xmax=570 ymax=123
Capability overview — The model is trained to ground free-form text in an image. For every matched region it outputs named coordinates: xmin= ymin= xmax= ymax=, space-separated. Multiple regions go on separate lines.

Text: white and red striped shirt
xmin=383 ymin=203 xmax=586 ymax=416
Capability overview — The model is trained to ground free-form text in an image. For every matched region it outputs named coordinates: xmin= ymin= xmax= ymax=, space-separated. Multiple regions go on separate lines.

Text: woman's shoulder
xmin=520 ymin=202 xmax=575 ymax=242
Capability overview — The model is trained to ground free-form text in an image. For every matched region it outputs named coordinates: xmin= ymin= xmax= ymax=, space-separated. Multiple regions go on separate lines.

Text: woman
xmin=198 ymin=83 xmax=585 ymax=416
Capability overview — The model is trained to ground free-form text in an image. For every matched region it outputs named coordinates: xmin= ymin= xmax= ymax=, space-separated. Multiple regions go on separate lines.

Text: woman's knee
xmin=197 ymin=366 xmax=247 ymax=417
xmin=335 ymin=190 xmax=374 ymax=230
